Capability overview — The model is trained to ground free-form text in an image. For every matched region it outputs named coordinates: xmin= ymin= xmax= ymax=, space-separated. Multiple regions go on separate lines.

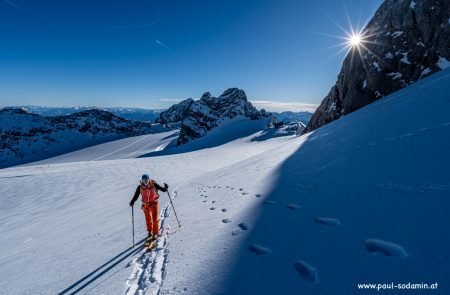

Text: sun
xmin=349 ymin=33 xmax=362 ymax=47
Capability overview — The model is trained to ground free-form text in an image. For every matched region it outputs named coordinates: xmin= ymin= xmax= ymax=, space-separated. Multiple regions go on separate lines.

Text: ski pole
xmin=167 ymin=191 xmax=181 ymax=228
xmin=131 ymin=205 xmax=135 ymax=248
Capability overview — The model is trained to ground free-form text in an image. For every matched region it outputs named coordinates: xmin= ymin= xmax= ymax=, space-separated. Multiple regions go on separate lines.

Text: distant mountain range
xmin=10 ymin=105 xmax=164 ymax=122
xmin=0 ymin=100 xmax=312 ymax=167
xmin=7 ymin=105 xmax=311 ymax=126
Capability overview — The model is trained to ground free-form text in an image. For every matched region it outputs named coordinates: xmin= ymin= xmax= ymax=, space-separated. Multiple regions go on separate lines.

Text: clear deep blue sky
xmin=0 ymin=0 xmax=382 ymax=109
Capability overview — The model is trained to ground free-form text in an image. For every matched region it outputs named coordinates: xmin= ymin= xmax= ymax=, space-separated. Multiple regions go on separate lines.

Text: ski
xmin=146 ymin=240 xmax=157 ymax=252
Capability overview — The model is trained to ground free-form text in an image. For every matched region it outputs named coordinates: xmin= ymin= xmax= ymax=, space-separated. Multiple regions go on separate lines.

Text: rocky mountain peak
xmin=155 ymin=98 xmax=194 ymax=124
xmin=219 ymin=88 xmax=247 ymax=101
xmin=156 ymin=88 xmax=268 ymax=145
xmin=200 ymin=92 xmax=213 ymax=100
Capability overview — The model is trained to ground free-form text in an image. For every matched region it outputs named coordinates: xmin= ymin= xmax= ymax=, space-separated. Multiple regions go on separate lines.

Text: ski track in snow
xmin=93 ymin=135 xmax=151 ymax=161
xmin=124 ymin=191 xmax=176 ymax=295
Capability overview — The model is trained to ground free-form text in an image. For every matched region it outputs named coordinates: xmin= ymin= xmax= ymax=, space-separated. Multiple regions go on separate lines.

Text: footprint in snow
xmin=222 ymin=219 xmax=231 ymax=224
xmin=221 ymin=208 xmax=227 ymax=212
xmin=241 ymin=192 xmax=249 ymax=195
xmin=239 ymin=188 xmax=244 ymax=191
xmin=255 ymin=193 xmax=262 ymax=198
xmin=314 ymin=217 xmax=341 ymax=226
xmin=263 ymin=200 xmax=276 ymax=205
xmin=248 ymin=244 xmax=271 ymax=256
xmin=286 ymin=204 xmax=301 ymax=210
xmin=211 ymin=200 xmax=216 ymax=203
xmin=364 ymin=239 xmax=408 ymax=257
xmin=294 ymin=260 xmax=319 ymax=283
xmin=232 ymin=223 xmax=250 ymax=235
xmin=209 ymin=207 xmax=216 ymax=210
xmin=202 ymin=200 xmax=207 ymax=203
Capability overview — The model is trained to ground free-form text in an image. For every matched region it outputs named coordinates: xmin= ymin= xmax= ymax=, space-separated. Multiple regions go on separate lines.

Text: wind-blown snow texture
xmin=0 ymin=69 xmax=449 ymax=294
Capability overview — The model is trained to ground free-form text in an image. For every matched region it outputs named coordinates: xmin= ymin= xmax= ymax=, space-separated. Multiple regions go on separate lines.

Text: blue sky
xmin=0 ymin=0 xmax=382 ymax=110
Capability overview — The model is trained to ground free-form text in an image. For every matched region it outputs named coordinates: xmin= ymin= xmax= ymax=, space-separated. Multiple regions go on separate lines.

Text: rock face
xmin=0 ymin=108 xmax=168 ymax=167
xmin=155 ymin=98 xmax=194 ymax=124
xmin=304 ymin=0 xmax=450 ymax=134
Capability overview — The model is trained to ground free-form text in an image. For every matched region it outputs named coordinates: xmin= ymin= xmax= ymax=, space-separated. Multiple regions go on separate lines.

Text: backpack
xmin=140 ymin=180 xmax=159 ymax=203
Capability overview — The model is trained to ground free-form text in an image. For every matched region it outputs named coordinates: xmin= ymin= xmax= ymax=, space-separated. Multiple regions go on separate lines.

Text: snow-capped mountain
xmin=155 ymin=98 xmax=194 ymax=125
xmin=157 ymin=88 xmax=269 ymax=145
xmin=0 ymin=108 xmax=169 ymax=168
xmin=11 ymin=105 xmax=164 ymax=122
xmin=305 ymin=0 xmax=450 ymax=133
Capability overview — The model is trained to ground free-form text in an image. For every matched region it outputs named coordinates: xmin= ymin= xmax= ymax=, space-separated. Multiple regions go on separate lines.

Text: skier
xmin=130 ymin=174 xmax=169 ymax=245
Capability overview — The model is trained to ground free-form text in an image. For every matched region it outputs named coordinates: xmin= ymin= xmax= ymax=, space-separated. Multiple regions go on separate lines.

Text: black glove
xmin=129 ymin=201 xmax=134 ymax=207
xmin=164 ymin=183 xmax=169 ymax=189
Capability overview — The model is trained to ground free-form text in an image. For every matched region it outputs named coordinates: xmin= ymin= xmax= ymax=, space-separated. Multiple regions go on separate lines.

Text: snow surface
xmin=1 ymin=69 xmax=450 ymax=294
xmin=437 ymin=56 xmax=450 ymax=70
xmin=384 ymin=52 xmax=394 ymax=59
xmin=392 ymin=31 xmax=403 ymax=38
xmin=29 ymin=130 xmax=179 ymax=166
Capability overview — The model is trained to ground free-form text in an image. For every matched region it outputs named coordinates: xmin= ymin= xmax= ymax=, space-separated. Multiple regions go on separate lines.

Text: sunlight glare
xmin=349 ymin=34 xmax=362 ymax=47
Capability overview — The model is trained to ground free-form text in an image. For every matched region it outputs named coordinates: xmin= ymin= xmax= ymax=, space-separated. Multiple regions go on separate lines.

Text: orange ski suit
xmin=142 ymin=202 xmax=159 ymax=236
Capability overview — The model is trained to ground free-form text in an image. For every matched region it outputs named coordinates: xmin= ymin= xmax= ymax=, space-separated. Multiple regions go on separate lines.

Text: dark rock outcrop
xmin=304 ymin=0 xmax=450 ymax=133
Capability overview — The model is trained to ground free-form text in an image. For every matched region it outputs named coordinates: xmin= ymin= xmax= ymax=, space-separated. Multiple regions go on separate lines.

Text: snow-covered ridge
xmin=0 ymin=108 xmax=170 ymax=168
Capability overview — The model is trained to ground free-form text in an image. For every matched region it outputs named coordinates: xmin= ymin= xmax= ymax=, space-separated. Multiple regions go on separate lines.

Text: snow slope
xmin=144 ymin=116 xmax=272 ymax=157
xmin=156 ymin=68 xmax=450 ymax=294
xmin=0 ymin=68 xmax=449 ymax=294
xmin=29 ymin=130 xmax=179 ymax=165
xmin=0 ymin=120 xmax=292 ymax=295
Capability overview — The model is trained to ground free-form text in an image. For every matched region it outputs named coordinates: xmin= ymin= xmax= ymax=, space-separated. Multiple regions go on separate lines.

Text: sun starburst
xmin=349 ymin=33 xmax=362 ymax=47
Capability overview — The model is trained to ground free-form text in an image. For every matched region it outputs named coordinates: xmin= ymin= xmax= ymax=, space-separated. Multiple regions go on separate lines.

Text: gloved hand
xmin=164 ymin=183 xmax=169 ymax=189
xmin=129 ymin=201 xmax=134 ymax=207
